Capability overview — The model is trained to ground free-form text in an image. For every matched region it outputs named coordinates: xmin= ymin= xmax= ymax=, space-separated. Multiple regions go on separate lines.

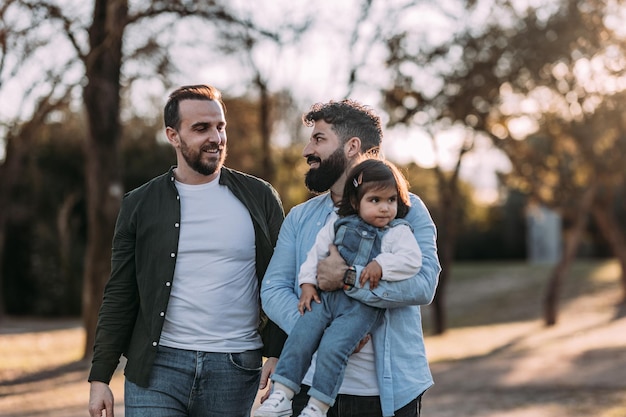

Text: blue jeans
xmin=124 ymin=345 xmax=262 ymax=417
xmin=271 ymin=290 xmax=383 ymax=406
xmin=293 ymin=386 xmax=422 ymax=417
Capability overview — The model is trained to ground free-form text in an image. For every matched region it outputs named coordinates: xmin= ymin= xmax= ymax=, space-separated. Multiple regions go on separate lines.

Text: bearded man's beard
xmin=304 ymin=147 xmax=347 ymax=193
xmin=180 ymin=138 xmax=227 ymax=176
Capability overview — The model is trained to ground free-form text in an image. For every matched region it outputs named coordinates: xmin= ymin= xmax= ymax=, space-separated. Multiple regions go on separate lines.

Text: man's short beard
xmin=304 ymin=147 xmax=347 ymax=193
xmin=181 ymin=138 xmax=226 ymax=176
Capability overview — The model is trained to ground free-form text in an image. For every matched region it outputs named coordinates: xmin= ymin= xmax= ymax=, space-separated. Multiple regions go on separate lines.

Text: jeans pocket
xmin=229 ymin=349 xmax=263 ymax=372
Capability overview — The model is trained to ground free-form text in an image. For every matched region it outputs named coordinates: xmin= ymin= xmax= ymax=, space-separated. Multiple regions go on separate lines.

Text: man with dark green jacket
xmin=88 ymin=85 xmax=286 ymax=417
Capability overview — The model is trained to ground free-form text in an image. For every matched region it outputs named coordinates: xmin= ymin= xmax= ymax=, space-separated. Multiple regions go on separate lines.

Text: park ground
xmin=1 ymin=260 xmax=625 ymax=417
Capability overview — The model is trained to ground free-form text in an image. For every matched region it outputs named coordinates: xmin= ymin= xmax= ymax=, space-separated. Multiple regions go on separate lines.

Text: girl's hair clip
xmin=353 ymin=172 xmax=363 ymax=188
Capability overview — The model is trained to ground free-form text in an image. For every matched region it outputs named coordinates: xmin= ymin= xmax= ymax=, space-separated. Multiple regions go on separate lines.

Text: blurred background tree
xmin=382 ymin=0 xmax=626 ymax=330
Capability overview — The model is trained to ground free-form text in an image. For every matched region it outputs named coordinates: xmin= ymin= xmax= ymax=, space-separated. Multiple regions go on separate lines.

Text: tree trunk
xmin=591 ymin=198 xmax=626 ymax=304
xmin=544 ymin=185 xmax=596 ymax=325
xmin=81 ymin=0 xmax=127 ymax=360
xmin=254 ymin=73 xmax=275 ymax=183
xmin=431 ymin=174 xmax=459 ymax=335
xmin=57 ymin=192 xmax=81 ymax=312
xmin=429 ymin=136 xmax=470 ymax=335
xmin=0 ymin=133 xmax=25 ymax=320
xmin=431 ymin=249 xmax=450 ymax=335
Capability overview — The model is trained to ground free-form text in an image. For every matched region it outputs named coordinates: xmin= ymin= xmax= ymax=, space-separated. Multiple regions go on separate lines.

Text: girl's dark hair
xmin=164 ymin=84 xmax=226 ymax=130
xmin=337 ymin=157 xmax=411 ymax=219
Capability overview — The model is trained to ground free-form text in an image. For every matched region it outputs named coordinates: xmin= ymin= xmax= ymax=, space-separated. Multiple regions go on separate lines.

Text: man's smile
xmin=306 ymin=155 xmax=321 ymax=167
xmin=202 ymin=145 xmax=223 ymax=154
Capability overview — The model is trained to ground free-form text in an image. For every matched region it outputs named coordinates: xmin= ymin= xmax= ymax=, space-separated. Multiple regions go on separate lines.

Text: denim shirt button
xmin=165 ymin=281 xmax=171 ymax=286
xmin=152 ymin=341 xmax=158 ymax=347
xmin=175 ymin=223 xmax=179 ymax=228
xmin=159 ymin=311 xmax=165 ymax=317
xmin=170 ymin=253 xmax=175 ymax=258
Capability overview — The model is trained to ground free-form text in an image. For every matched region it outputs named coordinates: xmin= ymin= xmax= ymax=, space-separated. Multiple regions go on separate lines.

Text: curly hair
xmin=302 ymin=100 xmax=382 ymax=152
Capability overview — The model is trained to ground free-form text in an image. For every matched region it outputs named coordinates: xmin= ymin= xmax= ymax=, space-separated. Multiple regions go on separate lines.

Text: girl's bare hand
xmin=298 ymin=284 xmax=320 ymax=314
xmin=360 ymin=261 xmax=382 ymax=288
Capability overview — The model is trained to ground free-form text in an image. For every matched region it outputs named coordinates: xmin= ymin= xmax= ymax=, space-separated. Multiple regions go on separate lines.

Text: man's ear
xmin=165 ymin=127 xmax=179 ymax=147
xmin=345 ymin=137 xmax=362 ymax=158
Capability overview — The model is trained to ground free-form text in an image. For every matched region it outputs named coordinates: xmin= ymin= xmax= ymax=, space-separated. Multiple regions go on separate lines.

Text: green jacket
xmin=88 ymin=166 xmax=286 ymax=386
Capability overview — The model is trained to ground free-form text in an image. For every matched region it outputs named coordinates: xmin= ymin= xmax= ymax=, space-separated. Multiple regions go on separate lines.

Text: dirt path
xmin=1 ymin=262 xmax=625 ymax=417
xmin=423 ymin=301 xmax=626 ymax=416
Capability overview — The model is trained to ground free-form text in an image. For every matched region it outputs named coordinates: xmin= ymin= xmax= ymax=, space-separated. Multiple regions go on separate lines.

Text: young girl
xmin=255 ymin=158 xmax=423 ymax=417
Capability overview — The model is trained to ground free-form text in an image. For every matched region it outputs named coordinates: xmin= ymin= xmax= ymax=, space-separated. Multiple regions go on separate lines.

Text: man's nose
xmin=302 ymin=141 xmax=314 ymax=157
xmin=208 ymin=129 xmax=222 ymax=144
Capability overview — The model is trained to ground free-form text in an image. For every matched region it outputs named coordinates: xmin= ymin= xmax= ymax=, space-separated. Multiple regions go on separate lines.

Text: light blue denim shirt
xmin=261 ymin=192 xmax=441 ymax=417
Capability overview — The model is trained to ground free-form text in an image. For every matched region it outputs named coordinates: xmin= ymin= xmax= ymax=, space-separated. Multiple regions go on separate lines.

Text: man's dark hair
xmin=164 ymin=85 xmax=226 ymax=130
xmin=302 ymin=100 xmax=382 ymax=151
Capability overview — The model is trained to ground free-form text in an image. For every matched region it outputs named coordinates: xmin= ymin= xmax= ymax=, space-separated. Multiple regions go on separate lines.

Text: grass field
xmin=1 ymin=259 xmax=625 ymax=417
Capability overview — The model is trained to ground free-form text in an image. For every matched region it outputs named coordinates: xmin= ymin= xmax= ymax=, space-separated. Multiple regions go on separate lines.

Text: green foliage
xmin=401 ymin=162 xmax=526 ymax=260
xmin=2 ymin=108 xmax=167 ymax=316
xmin=3 ymin=111 xmax=86 ymax=315
xmin=221 ymin=98 xmax=265 ymax=177
xmin=272 ymin=142 xmax=311 ymax=213
xmin=120 ymin=114 xmax=175 ymax=190
xmin=455 ymin=190 xmax=527 ymax=260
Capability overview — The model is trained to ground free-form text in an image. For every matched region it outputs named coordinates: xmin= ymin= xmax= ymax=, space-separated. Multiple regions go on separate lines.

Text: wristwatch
xmin=343 ymin=266 xmax=357 ymax=289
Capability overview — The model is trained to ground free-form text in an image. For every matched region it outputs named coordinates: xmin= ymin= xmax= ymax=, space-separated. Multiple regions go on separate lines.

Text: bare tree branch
xmin=127 ymin=2 xmax=280 ymax=42
xmin=19 ymin=0 xmax=88 ymax=59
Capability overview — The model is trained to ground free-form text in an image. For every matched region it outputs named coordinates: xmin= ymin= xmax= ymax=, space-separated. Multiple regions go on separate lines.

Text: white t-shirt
xmin=159 ymin=174 xmax=262 ymax=352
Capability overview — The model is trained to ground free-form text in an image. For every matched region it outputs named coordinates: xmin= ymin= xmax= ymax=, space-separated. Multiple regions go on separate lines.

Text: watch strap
xmin=343 ymin=266 xmax=357 ymax=289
